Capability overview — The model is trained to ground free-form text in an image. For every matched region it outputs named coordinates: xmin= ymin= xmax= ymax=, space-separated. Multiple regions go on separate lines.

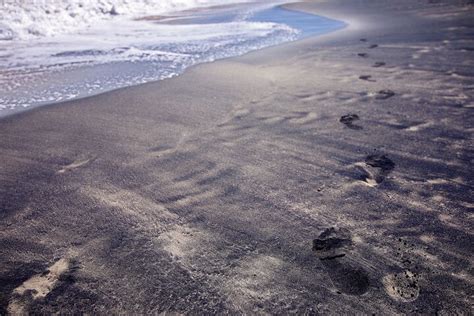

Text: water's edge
xmin=0 ymin=5 xmax=347 ymax=120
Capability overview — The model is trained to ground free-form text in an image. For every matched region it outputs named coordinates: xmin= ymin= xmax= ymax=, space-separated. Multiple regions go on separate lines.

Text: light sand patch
xmin=464 ymin=102 xmax=474 ymax=108
xmin=427 ymin=178 xmax=450 ymax=185
xmin=459 ymin=201 xmax=474 ymax=210
xmin=255 ymin=115 xmax=285 ymax=124
xmin=384 ymin=44 xmax=430 ymax=50
xmin=405 ymin=121 xmax=435 ymax=132
xmin=352 ymin=235 xmax=364 ymax=244
xmin=426 ymin=177 xmax=468 ymax=187
xmin=81 ymin=187 xmax=179 ymax=236
xmin=394 ymin=150 xmax=463 ymax=168
xmin=419 ymin=234 xmax=435 ymax=243
xmin=8 ymin=259 xmax=70 ymax=314
xmin=9 ymin=206 xmax=36 ymax=225
xmin=158 ymin=224 xmax=209 ymax=261
xmin=431 ymin=195 xmax=445 ymax=203
xmin=420 ymin=11 xmax=465 ymax=19
xmin=232 ymin=108 xmax=251 ymax=118
xmin=57 ymin=156 xmax=96 ymax=174
xmin=223 ymin=254 xmax=286 ymax=311
xmin=278 ymin=200 xmax=330 ymax=224
xmin=450 ymin=72 xmax=474 ymax=80
xmin=149 ymin=133 xmax=187 ymax=157
xmin=438 ymin=213 xmax=462 ymax=229
xmin=83 ymin=188 xmax=178 ymax=220
xmin=362 ymin=178 xmax=377 ymax=187
xmin=450 ymin=270 xmax=473 ymax=283
xmin=412 ymin=248 xmax=446 ymax=268
xmin=353 ymin=162 xmax=378 ymax=187
xmin=288 ymin=111 xmax=318 ymax=125
xmin=293 ymin=93 xmax=315 ymax=100
xmin=442 ymin=92 xmax=469 ymax=102
xmin=446 ymin=26 xmax=467 ymax=31
xmin=217 ymin=107 xmax=251 ymax=127
xmin=404 ymin=198 xmax=440 ymax=214
xmin=170 ymin=187 xmax=222 ymax=208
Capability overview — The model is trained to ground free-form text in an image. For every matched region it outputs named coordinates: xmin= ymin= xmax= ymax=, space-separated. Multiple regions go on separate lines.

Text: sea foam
xmin=0 ymin=0 xmax=255 ymax=39
xmin=0 ymin=1 xmax=345 ymax=115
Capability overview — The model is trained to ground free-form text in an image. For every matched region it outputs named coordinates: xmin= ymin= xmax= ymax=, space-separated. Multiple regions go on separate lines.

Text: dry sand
xmin=1 ymin=0 xmax=473 ymax=314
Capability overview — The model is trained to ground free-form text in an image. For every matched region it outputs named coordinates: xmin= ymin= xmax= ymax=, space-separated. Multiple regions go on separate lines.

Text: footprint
xmin=372 ymin=61 xmax=386 ymax=68
xmin=382 ymin=271 xmax=420 ymax=302
xmin=360 ymin=38 xmax=368 ymax=42
xmin=339 ymin=114 xmax=363 ymax=130
xmin=358 ymin=53 xmax=369 ymax=58
xmin=365 ymin=154 xmax=395 ymax=171
xmin=7 ymin=258 xmax=77 ymax=314
xmin=356 ymin=153 xmax=395 ymax=186
xmin=368 ymin=44 xmax=379 ymax=49
xmin=376 ymin=89 xmax=395 ymax=100
xmin=359 ymin=75 xmax=376 ymax=82
xmin=313 ymin=227 xmax=352 ymax=260
xmin=325 ymin=261 xmax=371 ymax=296
xmin=57 ymin=156 xmax=96 ymax=174
xmin=313 ymin=228 xmax=370 ymax=295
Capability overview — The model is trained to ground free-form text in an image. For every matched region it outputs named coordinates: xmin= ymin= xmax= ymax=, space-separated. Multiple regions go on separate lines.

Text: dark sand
xmin=1 ymin=0 xmax=473 ymax=314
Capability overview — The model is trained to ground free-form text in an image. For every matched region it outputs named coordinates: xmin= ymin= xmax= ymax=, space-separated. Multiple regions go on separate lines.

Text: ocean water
xmin=0 ymin=1 xmax=345 ymax=116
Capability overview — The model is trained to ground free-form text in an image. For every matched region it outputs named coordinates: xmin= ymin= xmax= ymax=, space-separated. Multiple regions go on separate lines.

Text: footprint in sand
xmin=339 ymin=114 xmax=363 ymax=130
xmin=368 ymin=44 xmax=379 ymax=49
xmin=359 ymin=75 xmax=376 ymax=82
xmin=356 ymin=153 xmax=395 ymax=186
xmin=357 ymin=53 xmax=369 ymax=58
xmin=372 ymin=61 xmax=386 ymax=68
xmin=376 ymin=89 xmax=395 ymax=100
xmin=7 ymin=258 xmax=77 ymax=314
xmin=57 ymin=156 xmax=96 ymax=174
xmin=312 ymin=227 xmax=370 ymax=296
xmin=382 ymin=270 xmax=420 ymax=302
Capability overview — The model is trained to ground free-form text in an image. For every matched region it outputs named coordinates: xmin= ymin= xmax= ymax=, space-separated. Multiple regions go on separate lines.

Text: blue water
xmin=176 ymin=5 xmax=346 ymax=38
xmin=250 ymin=7 xmax=346 ymax=39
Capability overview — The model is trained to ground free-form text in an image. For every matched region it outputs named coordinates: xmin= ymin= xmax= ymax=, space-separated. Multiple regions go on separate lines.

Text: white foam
xmin=0 ymin=0 xmax=258 ymax=40
xmin=1 ymin=16 xmax=296 ymax=70
xmin=0 ymin=2 xmax=299 ymax=112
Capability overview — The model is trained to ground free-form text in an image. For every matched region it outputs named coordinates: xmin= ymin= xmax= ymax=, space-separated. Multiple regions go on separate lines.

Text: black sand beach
xmin=1 ymin=0 xmax=473 ymax=313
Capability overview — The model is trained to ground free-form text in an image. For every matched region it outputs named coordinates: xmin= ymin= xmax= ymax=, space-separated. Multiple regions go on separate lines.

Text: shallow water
xmin=0 ymin=3 xmax=345 ymax=116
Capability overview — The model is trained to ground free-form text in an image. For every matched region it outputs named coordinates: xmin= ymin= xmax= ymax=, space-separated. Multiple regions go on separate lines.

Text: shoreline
xmin=0 ymin=3 xmax=347 ymax=120
xmin=1 ymin=0 xmax=473 ymax=314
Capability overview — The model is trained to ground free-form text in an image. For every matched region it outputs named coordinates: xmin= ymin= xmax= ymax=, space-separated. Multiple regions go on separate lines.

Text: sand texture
xmin=0 ymin=0 xmax=473 ymax=314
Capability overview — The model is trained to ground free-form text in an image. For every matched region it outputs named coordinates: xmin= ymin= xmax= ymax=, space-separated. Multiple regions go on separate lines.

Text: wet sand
xmin=1 ymin=0 xmax=473 ymax=314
